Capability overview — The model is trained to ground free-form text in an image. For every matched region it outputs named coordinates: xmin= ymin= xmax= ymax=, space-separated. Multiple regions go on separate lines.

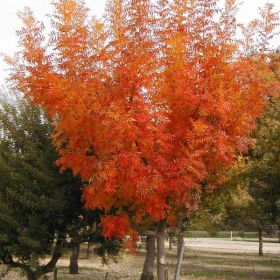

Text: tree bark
xmin=26 ymin=272 xmax=36 ymax=280
xmin=1 ymin=237 xmax=64 ymax=280
xmin=258 ymin=228 xmax=264 ymax=256
xmin=141 ymin=235 xmax=156 ymax=280
xmin=54 ymin=268 xmax=58 ymax=280
xmin=169 ymin=237 xmax=173 ymax=251
xmin=174 ymin=235 xmax=185 ymax=280
xmin=69 ymin=242 xmax=80 ymax=274
xmin=176 ymin=235 xmax=184 ymax=259
xmin=86 ymin=242 xmax=94 ymax=259
xmin=157 ymin=220 xmax=167 ymax=280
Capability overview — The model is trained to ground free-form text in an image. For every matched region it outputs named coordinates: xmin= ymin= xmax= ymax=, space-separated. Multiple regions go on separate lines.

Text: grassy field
xmin=56 ymin=250 xmax=280 ymax=280
xmin=185 ymin=231 xmax=259 ymax=239
xmin=3 ymin=242 xmax=280 ymax=280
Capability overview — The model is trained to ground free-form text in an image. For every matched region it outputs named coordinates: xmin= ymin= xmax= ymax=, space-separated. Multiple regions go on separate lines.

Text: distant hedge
xmin=185 ymin=231 xmax=258 ymax=239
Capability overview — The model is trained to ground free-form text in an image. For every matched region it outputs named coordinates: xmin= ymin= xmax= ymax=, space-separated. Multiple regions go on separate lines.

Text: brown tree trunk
xmin=258 ymin=228 xmax=264 ymax=256
xmin=3 ymin=237 xmax=64 ymax=280
xmin=54 ymin=268 xmax=58 ymax=280
xmin=26 ymin=272 xmax=36 ymax=280
xmin=157 ymin=221 xmax=167 ymax=280
xmin=86 ymin=242 xmax=94 ymax=259
xmin=69 ymin=242 xmax=80 ymax=274
xmin=140 ymin=235 xmax=156 ymax=280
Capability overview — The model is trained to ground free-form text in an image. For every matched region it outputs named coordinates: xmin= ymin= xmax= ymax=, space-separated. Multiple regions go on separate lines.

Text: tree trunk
xmin=54 ymin=268 xmax=58 ymax=280
xmin=157 ymin=220 xmax=167 ymax=280
xmin=174 ymin=235 xmax=185 ymax=280
xmin=176 ymin=235 xmax=184 ymax=259
xmin=26 ymin=272 xmax=36 ymax=280
xmin=141 ymin=235 xmax=156 ymax=280
xmin=3 ymin=237 xmax=64 ymax=280
xmin=258 ymin=228 xmax=264 ymax=256
xmin=69 ymin=243 xmax=80 ymax=274
xmin=169 ymin=237 xmax=173 ymax=251
xmin=86 ymin=242 xmax=94 ymax=259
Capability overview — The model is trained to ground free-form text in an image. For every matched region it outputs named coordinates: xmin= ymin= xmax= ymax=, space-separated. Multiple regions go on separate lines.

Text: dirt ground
xmin=2 ymin=239 xmax=280 ymax=280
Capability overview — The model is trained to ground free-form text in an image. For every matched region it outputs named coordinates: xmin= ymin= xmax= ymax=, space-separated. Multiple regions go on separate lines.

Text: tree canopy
xmin=4 ymin=3 xmax=280 ymax=275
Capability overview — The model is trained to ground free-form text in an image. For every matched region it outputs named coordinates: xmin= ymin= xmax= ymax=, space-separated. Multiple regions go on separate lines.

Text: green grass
xmin=185 ymin=231 xmax=258 ymax=239
xmin=50 ymin=247 xmax=280 ymax=280
xmin=4 ymin=242 xmax=280 ymax=279
xmin=183 ymin=269 xmax=280 ymax=279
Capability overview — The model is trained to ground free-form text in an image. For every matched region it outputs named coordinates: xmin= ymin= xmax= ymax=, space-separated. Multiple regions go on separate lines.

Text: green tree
xmin=245 ymin=96 xmax=280 ymax=254
xmin=213 ymin=52 xmax=280 ymax=255
xmin=0 ymin=93 xmax=82 ymax=280
xmin=223 ymin=93 xmax=280 ymax=255
xmin=0 ymin=93 xmax=122 ymax=279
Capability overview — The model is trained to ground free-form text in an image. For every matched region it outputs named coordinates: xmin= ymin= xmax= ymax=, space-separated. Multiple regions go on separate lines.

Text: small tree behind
xmin=0 ymin=93 xmax=123 ymax=279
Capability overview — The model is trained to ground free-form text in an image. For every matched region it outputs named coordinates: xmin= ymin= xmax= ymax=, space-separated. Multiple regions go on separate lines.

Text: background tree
xmin=0 ymin=93 xmax=122 ymax=279
xmin=220 ymin=51 xmax=280 ymax=256
xmin=0 ymin=93 xmax=81 ymax=280
xmin=5 ymin=0 xmax=280 ymax=279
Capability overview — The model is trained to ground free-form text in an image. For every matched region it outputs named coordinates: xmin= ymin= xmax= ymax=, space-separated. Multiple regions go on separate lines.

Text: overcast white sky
xmin=1 ymin=0 xmax=280 ymax=84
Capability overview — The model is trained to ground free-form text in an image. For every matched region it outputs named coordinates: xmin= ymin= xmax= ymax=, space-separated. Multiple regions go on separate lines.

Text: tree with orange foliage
xmin=5 ymin=0 xmax=279 ymax=279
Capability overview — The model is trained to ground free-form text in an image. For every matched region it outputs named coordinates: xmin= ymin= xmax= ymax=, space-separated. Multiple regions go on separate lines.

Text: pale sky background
xmin=0 ymin=0 xmax=280 ymax=85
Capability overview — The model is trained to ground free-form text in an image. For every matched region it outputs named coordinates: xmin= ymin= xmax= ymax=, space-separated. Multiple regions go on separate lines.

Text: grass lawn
xmin=3 ymin=243 xmax=280 ymax=279
xmin=185 ymin=231 xmax=259 ymax=239
xmin=49 ymin=244 xmax=280 ymax=280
